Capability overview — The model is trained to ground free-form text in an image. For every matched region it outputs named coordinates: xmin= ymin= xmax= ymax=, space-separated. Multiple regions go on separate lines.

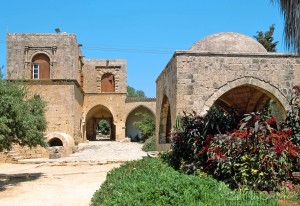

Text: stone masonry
xmin=156 ymin=32 xmax=300 ymax=151
xmin=4 ymin=33 xmax=156 ymax=161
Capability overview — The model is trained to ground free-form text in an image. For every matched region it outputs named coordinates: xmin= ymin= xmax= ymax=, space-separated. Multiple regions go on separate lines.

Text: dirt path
xmin=0 ymin=141 xmax=147 ymax=206
xmin=0 ymin=163 xmax=119 ymax=206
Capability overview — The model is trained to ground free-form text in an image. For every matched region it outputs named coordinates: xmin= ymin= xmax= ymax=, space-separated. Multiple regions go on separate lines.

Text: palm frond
xmin=272 ymin=0 xmax=300 ymax=53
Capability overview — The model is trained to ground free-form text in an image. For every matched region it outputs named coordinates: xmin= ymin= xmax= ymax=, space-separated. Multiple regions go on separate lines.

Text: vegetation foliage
xmin=141 ymin=135 xmax=155 ymax=152
xmin=91 ymin=158 xmax=277 ymax=206
xmin=166 ymin=94 xmax=300 ymax=191
xmin=272 ymin=0 xmax=300 ymax=53
xmin=97 ymin=120 xmax=110 ymax=135
xmin=127 ymin=86 xmax=145 ymax=97
xmin=133 ymin=112 xmax=155 ymax=141
xmin=253 ymin=24 xmax=278 ymax=52
xmin=0 ymin=71 xmax=47 ymax=151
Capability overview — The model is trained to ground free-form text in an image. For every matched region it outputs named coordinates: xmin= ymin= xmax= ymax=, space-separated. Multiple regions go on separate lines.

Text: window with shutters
xmin=101 ymin=73 xmax=115 ymax=92
xmin=32 ymin=53 xmax=50 ymax=79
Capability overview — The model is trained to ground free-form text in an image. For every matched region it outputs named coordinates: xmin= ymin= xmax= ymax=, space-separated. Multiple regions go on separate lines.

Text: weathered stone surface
xmin=3 ymin=33 xmax=156 ymax=162
xmin=156 ymin=32 xmax=300 ymax=151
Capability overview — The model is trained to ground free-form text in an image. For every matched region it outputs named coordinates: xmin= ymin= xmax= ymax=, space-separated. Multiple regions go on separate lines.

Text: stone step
xmin=12 ymin=156 xmax=23 ymax=160
xmin=7 ymin=150 xmax=24 ymax=162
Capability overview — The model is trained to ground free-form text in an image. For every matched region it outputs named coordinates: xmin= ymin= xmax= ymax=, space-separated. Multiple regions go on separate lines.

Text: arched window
xmin=32 ymin=54 xmax=50 ymax=79
xmin=101 ymin=73 xmax=115 ymax=92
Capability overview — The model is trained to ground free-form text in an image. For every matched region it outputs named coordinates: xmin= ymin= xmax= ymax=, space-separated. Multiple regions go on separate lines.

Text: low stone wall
xmin=0 ymin=144 xmax=71 ymax=163
xmin=15 ymin=145 xmax=49 ymax=159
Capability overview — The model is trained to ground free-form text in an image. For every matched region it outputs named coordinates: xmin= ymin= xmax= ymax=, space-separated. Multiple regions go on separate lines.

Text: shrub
xmin=0 ymin=73 xmax=47 ymax=151
xmin=167 ymin=106 xmax=300 ymax=191
xmin=169 ymin=106 xmax=239 ymax=172
xmin=207 ymin=112 xmax=300 ymax=191
xmin=90 ymin=158 xmax=278 ymax=206
xmin=133 ymin=112 xmax=155 ymax=141
xmin=142 ymin=135 xmax=155 ymax=152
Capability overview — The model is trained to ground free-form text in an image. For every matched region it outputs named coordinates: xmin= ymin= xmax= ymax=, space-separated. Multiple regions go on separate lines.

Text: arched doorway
xmin=32 ymin=53 xmax=50 ymax=79
xmin=159 ymin=95 xmax=171 ymax=144
xmin=213 ymin=85 xmax=286 ymax=121
xmin=125 ymin=106 xmax=155 ymax=141
xmin=86 ymin=105 xmax=115 ymax=141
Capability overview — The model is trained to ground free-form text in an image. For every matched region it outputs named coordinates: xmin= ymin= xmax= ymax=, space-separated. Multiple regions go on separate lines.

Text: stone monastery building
xmin=6 ymin=33 xmax=155 ymax=156
xmin=156 ymin=32 xmax=300 ymax=151
xmin=5 ymin=31 xmax=300 ymax=156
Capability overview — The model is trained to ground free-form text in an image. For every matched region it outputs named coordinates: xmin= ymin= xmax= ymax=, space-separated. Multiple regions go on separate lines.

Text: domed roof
xmin=189 ymin=32 xmax=267 ymax=53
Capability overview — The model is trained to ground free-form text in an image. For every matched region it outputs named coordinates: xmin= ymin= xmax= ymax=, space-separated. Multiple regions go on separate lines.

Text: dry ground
xmin=0 ymin=141 xmax=146 ymax=206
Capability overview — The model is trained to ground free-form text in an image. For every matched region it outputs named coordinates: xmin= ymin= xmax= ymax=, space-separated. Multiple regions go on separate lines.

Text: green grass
xmin=91 ymin=158 xmax=279 ymax=206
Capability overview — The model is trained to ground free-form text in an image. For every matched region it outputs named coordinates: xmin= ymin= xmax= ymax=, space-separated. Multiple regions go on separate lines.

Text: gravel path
xmin=0 ymin=141 xmax=148 ymax=206
xmin=19 ymin=141 xmax=147 ymax=164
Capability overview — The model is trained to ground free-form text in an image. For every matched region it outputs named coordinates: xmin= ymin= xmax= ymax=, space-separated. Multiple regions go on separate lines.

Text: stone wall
xmin=27 ymin=80 xmax=84 ymax=143
xmin=176 ymin=53 xmax=297 ymax=115
xmin=155 ymin=56 xmax=177 ymax=151
xmin=83 ymin=93 xmax=127 ymax=141
xmin=6 ymin=33 xmax=82 ymax=80
xmin=156 ymin=51 xmax=300 ymax=151
xmin=83 ymin=59 xmax=127 ymax=93
xmin=125 ymin=98 xmax=156 ymax=117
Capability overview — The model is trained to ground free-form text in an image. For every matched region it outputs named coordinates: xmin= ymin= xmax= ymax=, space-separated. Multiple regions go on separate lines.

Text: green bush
xmin=91 ymin=158 xmax=278 ymax=206
xmin=133 ymin=112 xmax=155 ymax=141
xmin=207 ymin=113 xmax=300 ymax=191
xmin=169 ymin=107 xmax=238 ymax=172
xmin=142 ymin=135 xmax=155 ymax=152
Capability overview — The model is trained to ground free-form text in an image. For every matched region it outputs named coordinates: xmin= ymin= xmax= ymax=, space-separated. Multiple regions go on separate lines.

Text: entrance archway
xmin=86 ymin=105 xmax=115 ymax=141
xmin=213 ymin=85 xmax=286 ymax=121
xmin=125 ymin=106 xmax=155 ymax=141
xmin=159 ymin=95 xmax=171 ymax=144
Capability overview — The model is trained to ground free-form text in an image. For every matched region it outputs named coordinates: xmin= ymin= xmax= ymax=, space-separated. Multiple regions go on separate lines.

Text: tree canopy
xmin=0 ymin=72 xmax=47 ymax=151
xmin=253 ymin=24 xmax=278 ymax=52
xmin=127 ymin=86 xmax=146 ymax=97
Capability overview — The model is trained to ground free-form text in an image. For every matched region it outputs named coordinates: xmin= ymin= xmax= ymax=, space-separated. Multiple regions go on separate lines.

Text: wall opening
xmin=214 ymin=85 xmax=286 ymax=121
xmin=48 ymin=137 xmax=63 ymax=147
xmin=96 ymin=119 xmax=111 ymax=140
xmin=101 ymin=73 xmax=115 ymax=92
xmin=86 ymin=105 xmax=115 ymax=141
xmin=125 ymin=106 xmax=155 ymax=141
xmin=159 ymin=95 xmax=171 ymax=144
xmin=32 ymin=53 xmax=50 ymax=79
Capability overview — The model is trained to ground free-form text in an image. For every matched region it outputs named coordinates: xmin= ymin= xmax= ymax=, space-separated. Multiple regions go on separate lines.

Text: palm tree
xmin=272 ymin=0 xmax=300 ymax=53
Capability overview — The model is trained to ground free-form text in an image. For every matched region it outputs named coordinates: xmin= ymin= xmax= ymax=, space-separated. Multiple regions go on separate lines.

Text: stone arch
xmin=46 ymin=132 xmax=75 ymax=148
xmin=85 ymin=104 xmax=115 ymax=141
xmin=203 ymin=77 xmax=289 ymax=119
xmin=125 ymin=105 xmax=155 ymax=141
xmin=31 ymin=53 xmax=51 ymax=79
xmin=159 ymin=95 xmax=172 ymax=144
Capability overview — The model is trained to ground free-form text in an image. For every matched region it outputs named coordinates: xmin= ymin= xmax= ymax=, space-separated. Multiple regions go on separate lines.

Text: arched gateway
xmin=156 ymin=32 xmax=298 ymax=151
xmin=85 ymin=105 xmax=115 ymax=141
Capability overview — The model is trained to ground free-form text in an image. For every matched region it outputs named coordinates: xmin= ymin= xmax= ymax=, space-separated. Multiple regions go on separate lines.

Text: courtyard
xmin=0 ymin=141 xmax=146 ymax=206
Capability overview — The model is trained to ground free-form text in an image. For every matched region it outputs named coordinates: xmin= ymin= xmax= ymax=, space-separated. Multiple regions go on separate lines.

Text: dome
xmin=188 ymin=32 xmax=267 ymax=53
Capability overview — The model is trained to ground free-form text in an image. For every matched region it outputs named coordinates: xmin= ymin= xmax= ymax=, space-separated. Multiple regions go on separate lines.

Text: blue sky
xmin=0 ymin=0 xmax=285 ymax=97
